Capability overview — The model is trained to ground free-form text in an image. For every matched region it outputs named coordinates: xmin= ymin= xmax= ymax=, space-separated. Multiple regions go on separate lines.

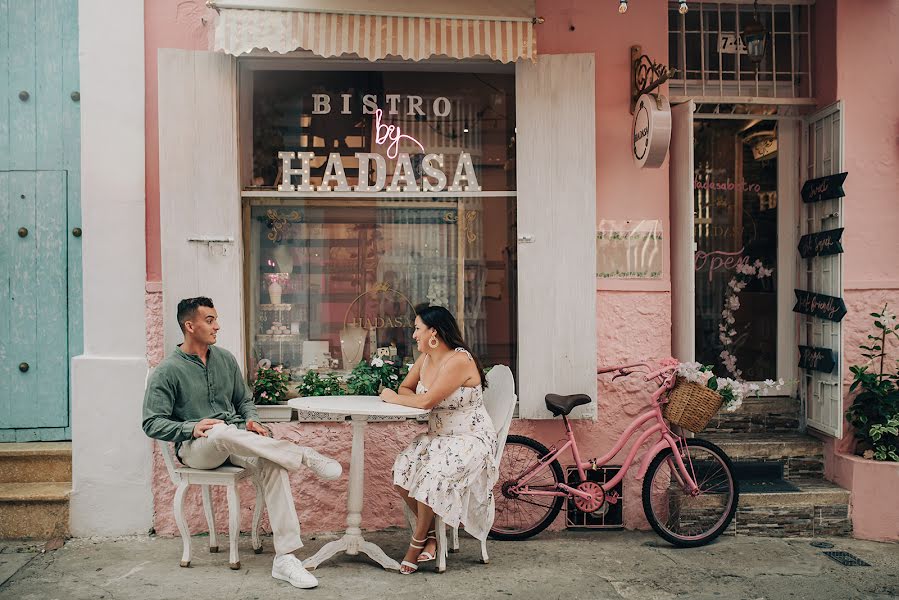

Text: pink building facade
xmin=69 ymin=0 xmax=898 ymax=542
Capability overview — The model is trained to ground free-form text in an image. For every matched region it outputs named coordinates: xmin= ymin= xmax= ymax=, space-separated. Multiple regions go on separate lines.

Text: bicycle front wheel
xmin=490 ymin=435 xmax=565 ymax=541
xmin=642 ymin=438 xmax=738 ymax=548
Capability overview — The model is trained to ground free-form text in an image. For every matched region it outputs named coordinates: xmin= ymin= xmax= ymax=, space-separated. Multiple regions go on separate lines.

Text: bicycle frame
xmin=509 ymin=364 xmax=700 ymax=503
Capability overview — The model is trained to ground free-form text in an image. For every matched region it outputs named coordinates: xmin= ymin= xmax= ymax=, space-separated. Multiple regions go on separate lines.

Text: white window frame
xmin=236 ymin=54 xmax=525 ymax=420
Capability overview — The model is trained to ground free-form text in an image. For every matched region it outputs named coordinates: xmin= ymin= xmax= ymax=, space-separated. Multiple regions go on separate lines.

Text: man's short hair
xmin=177 ymin=297 xmax=215 ymax=332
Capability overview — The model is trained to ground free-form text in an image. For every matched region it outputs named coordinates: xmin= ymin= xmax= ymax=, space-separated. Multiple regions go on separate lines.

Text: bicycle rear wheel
xmin=490 ymin=435 xmax=565 ymax=541
xmin=642 ymin=438 xmax=738 ymax=548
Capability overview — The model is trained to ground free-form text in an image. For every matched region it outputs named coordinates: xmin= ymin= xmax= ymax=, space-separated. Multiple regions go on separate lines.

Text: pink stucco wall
xmin=816 ymin=0 xmax=899 ymax=542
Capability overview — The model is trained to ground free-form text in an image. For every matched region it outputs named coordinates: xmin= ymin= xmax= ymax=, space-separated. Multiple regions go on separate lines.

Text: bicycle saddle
xmin=544 ymin=393 xmax=592 ymax=416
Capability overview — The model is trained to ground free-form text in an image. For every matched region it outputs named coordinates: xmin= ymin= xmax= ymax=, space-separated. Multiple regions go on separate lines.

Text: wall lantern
xmin=741 ymin=0 xmax=768 ymax=67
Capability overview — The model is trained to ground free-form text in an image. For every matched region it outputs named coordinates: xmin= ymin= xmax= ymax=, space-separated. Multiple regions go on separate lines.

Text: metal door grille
xmin=668 ymin=1 xmax=814 ymax=104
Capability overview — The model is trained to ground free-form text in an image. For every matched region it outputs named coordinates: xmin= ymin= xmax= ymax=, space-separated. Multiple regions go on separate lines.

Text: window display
xmin=243 ymin=68 xmax=517 ymax=386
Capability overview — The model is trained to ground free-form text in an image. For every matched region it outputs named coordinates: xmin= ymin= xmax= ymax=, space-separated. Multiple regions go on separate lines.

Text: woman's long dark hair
xmin=416 ymin=304 xmax=488 ymax=389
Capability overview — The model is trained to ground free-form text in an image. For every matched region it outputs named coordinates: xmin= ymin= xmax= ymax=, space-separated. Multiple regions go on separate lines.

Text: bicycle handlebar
xmin=597 ymin=362 xmax=650 ymax=375
xmin=598 ymin=361 xmax=678 ymax=385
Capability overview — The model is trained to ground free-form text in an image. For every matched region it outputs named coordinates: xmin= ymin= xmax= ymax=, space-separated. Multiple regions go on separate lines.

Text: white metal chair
xmin=406 ymin=364 xmax=517 ymax=573
xmin=148 ymin=369 xmax=266 ymax=570
xmin=157 ymin=440 xmax=265 ymax=570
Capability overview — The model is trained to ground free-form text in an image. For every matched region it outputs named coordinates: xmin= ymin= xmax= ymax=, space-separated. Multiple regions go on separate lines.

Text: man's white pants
xmin=178 ymin=423 xmax=304 ymax=556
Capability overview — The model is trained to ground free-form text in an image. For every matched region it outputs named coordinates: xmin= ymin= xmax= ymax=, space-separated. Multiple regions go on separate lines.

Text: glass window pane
xmin=245 ymin=68 xmax=518 ymax=386
xmin=248 ymin=198 xmax=517 ymax=379
xmin=693 ymin=120 xmax=778 ymax=381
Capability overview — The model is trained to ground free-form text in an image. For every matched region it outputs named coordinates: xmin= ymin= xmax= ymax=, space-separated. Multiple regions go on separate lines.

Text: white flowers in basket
xmin=676 ymin=362 xmax=784 ymax=412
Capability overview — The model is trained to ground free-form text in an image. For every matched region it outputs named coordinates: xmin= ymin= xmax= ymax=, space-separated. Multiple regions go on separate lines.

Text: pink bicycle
xmin=490 ymin=361 xmax=739 ymax=547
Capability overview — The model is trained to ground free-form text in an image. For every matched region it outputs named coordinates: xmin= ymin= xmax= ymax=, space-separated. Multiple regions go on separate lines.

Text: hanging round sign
xmin=632 ymin=94 xmax=671 ymax=169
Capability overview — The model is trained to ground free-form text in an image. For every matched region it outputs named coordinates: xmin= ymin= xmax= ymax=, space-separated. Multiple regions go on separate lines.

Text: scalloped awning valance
xmin=208 ymin=0 xmax=537 ymax=63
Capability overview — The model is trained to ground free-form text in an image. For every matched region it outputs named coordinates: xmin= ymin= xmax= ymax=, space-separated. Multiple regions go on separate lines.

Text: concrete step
xmin=730 ymin=479 xmax=852 ymax=538
xmin=703 ymin=433 xmax=824 ymax=480
xmin=0 ymin=482 xmax=71 ymax=539
xmin=704 ymin=395 xmax=799 ymax=434
xmin=0 ymin=443 xmax=72 ymax=484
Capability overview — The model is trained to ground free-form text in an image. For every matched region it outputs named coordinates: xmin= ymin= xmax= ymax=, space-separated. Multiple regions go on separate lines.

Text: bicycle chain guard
xmin=573 ymin=481 xmax=605 ymax=513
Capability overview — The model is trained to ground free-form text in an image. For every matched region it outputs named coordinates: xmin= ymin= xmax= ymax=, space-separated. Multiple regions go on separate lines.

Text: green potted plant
xmin=846 ymin=304 xmax=899 ymax=461
xmin=346 ymin=357 xmax=410 ymax=396
xmin=253 ymin=363 xmax=293 ymax=422
xmin=297 ymin=370 xmax=344 ymax=397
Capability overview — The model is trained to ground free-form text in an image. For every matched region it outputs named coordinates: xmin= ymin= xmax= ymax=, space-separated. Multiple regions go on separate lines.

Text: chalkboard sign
xmin=801 ymin=172 xmax=848 ymax=204
xmin=798 ymin=228 xmax=844 ymax=259
xmin=798 ymin=345 xmax=836 ymax=373
xmin=793 ymin=289 xmax=847 ymax=322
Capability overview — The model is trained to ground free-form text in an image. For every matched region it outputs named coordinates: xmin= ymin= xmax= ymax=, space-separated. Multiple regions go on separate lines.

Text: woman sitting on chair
xmin=380 ymin=305 xmax=497 ymax=574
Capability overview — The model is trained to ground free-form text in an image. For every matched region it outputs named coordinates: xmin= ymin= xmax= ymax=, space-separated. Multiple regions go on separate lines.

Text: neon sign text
xmin=374 ymin=109 xmax=425 ymax=160
xmin=694 ymin=247 xmax=749 ymax=282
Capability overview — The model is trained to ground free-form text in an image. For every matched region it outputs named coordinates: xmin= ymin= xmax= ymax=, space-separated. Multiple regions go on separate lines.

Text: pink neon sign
xmin=374 ymin=108 xmax=425 ymax=159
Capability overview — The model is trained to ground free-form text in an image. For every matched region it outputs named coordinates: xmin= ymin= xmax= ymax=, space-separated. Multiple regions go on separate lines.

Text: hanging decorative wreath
xmin=718 ymin=259 xmax=774 ymax=379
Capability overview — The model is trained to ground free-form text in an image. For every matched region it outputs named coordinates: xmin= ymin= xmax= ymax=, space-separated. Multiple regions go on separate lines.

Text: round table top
xmin=287 ymin=395 xmax=430 ymax=418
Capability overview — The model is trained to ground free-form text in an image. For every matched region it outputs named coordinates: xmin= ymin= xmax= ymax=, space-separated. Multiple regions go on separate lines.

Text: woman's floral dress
xmin=393 ymin=348 xmax=498 ymax=541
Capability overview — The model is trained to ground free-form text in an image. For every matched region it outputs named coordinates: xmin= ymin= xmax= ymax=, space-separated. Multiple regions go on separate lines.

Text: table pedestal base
xmin=303 ymin=532 xmax=399 ymax=571
xmin=300 ymin=414 xmax=402 ymax=572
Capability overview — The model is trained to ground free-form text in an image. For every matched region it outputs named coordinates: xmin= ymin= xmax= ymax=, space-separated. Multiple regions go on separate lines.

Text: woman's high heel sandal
xmin=416 ymin=530 xmax=437 ymax=563
xmin=400 ymin=537 xmax=426 ymax=574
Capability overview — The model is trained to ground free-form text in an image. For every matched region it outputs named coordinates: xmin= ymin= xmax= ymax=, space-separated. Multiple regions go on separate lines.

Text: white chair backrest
xmin=146 ymin=366 xmax=181 ymax=485
xmin=483 ymin=365 xmax=517 ymax=464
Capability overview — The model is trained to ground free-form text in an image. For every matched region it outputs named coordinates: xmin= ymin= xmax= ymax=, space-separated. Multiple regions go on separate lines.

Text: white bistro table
xmin=287 ymin=395 xmax=429 ymax=570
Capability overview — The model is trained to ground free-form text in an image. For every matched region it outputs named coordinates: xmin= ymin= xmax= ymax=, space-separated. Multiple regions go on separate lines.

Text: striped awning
xmin=210 ymin=5 xmax=536 ymax=63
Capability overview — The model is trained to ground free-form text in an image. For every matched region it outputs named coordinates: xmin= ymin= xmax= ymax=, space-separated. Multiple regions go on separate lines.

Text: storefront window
xmin=243 ymin=69 xmax=517 ymax=380
xmin=693 ymin=120 xmax=778 ymax=381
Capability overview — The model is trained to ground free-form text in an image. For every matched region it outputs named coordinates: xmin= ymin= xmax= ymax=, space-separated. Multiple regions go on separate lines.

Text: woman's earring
xmin=428 ymin=335 xmax=439 ymax=349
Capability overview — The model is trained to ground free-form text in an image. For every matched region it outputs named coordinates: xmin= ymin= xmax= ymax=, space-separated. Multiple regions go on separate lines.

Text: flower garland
xmin=718 ymin=259 xmax=774 ymax=379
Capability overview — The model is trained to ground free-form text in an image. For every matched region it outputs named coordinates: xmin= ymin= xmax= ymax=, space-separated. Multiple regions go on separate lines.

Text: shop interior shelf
xmin=259 ymin=303 xmax=293 ymax=311
xmin=256 ymin=334 xmax=304 ymax=341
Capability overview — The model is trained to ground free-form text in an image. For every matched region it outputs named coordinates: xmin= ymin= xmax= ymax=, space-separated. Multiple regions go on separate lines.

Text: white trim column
xmin=70 ymin=0 xmax=152 ymax=535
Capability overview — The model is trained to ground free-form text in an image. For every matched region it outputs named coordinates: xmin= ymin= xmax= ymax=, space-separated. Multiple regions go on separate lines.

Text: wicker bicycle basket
xmin=663 ymin=377 xmax=724 ymax=433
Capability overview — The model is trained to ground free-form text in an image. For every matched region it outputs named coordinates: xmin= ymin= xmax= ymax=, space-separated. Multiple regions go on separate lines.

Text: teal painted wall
xmin=0 ymin=0 xmax=81 ymax=441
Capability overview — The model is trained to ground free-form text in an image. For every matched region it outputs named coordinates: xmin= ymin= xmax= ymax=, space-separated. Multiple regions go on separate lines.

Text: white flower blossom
xmin=370 ymin=357 xmax=384 ymax=368
xmin=736 ymin=262 xmax=756 ymax=275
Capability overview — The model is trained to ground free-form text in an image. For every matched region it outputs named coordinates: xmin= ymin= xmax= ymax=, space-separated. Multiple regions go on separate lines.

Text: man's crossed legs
xmin=178 ymin=423 xmax=342 ymax=589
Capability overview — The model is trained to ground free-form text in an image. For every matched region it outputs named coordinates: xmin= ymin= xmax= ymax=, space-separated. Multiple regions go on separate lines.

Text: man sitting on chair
xmin=142 ymin=296 xmax=341 ymax=590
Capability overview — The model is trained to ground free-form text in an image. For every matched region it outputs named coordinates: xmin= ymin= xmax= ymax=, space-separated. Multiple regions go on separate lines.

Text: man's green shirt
xmin=142 ymin=345 xmax=259 ymax=444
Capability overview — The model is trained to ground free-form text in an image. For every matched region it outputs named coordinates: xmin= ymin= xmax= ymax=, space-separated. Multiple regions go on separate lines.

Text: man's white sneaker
xmin=301 ymin=447 xmax=343 ymax=480
xmin=272 ymin=554 xmax=318 ymax=589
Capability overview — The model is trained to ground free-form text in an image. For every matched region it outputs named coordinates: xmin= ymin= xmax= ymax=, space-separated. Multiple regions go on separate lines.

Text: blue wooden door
xmin=0 ymin=171 xmax=69 ymax=429
xmin=0 ymin=0 xmax=80 ymax=440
